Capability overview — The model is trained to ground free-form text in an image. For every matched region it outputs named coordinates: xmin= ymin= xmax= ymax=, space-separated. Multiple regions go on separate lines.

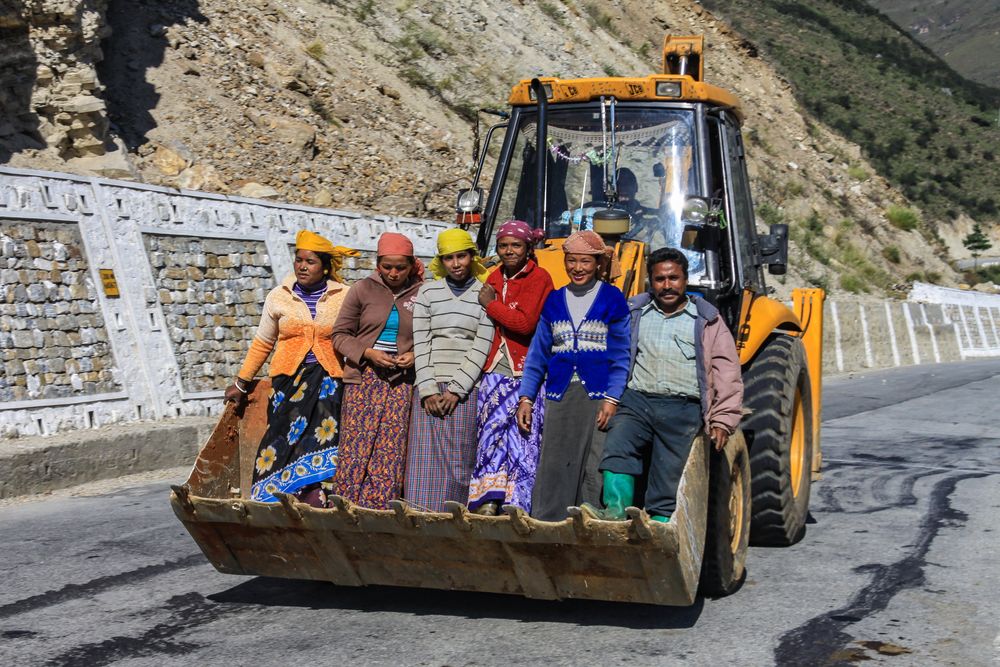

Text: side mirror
xmin=681 ymin=224 xmax=703 ymax=251
xmin=681 ymin=196 xmax=724 ymax=251
xmin=759 ymin=223 xmax=788 ymax=275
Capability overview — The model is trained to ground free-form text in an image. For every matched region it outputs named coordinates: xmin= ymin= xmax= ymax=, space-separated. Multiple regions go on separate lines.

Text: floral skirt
xmin=250 ymin=363 xmax=343 ymax=502
xmin=331 ymin=367 xmax=413 ymax=509
xmin=468 ymin=373 xmax=544 ymax=512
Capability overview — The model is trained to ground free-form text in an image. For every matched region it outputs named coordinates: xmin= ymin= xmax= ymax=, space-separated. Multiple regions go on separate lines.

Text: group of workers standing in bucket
xmin=224 ymin=221 xmax=743 ymax=523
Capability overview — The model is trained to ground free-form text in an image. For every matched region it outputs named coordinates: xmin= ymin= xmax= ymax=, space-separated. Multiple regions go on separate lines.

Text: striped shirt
xmin=292 ymin=280 xmax=328 ymax=365
xmin=412 ymin=278 xmax=495 ymax=399
xmin=628 ymin=298 xmax=699 ymax=397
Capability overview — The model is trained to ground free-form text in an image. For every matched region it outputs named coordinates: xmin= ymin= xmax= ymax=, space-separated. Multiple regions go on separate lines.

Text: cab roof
xmin=507 ymin=36 xmax=743 ymax=121
xmin=507 ymin=75 xmax=743 ymax=121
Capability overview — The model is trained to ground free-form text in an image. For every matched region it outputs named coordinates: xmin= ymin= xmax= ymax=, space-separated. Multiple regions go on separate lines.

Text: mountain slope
xmin=699 ymin=0 xmax=1000 ymax=236
xmin=867 ymin=0 xmax=1000 ymax=88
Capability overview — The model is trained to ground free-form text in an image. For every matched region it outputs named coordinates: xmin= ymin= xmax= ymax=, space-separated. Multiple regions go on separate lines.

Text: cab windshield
xmin=493 ymin=105 xmax=705 ymax=276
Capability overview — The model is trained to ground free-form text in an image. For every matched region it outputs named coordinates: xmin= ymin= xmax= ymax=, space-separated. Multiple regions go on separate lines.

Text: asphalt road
xmin=3 ymin=361 xmax=1000 ymax=666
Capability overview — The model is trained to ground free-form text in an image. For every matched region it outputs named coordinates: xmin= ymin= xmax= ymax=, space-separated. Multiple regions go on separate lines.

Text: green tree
xmin=963 ymin=223 xmax=993 ymax=270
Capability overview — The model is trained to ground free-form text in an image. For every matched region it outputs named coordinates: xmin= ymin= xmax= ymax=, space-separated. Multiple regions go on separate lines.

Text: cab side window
xmin=722 ymin=116 xmax=765 ymax=293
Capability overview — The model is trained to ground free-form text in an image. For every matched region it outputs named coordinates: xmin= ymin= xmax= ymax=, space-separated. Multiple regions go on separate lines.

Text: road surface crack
xmin=42 ymin=591 xmax=246 ymax=666
xmin=773 ymin=471 xmax=987 ymax=665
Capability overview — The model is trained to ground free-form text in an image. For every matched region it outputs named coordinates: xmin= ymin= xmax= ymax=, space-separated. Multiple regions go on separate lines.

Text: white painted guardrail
xmin=822 ymin=284 xmax=1000 ymax=376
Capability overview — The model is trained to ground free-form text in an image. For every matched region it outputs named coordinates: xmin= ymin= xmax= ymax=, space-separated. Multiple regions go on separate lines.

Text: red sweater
xmin=484 ymin=260 xmax=554 ymax=376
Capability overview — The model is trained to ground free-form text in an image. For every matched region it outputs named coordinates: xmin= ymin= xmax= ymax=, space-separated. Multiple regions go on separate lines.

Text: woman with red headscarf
xmin=467 ymin=220 xmax=554 ymax=516
xmin=330 ymin=232 xmax=424 ymax=509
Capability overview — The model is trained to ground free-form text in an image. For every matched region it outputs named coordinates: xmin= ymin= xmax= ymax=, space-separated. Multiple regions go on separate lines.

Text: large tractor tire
xmin=742 ymin=334 xmax=813 ymax=546
xmin=699 ymin=429 xmax=751 ymax=597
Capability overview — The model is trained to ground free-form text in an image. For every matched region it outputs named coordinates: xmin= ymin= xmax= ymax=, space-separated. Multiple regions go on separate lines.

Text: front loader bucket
xmin=171 ymin=380 xmax=711 ymax=606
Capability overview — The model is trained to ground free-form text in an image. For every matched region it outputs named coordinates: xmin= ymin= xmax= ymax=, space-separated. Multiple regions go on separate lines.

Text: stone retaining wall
xmin=0 ymin=166 xmax=448 ymax=438
xmin=145 ymin=234 xmax=275 ymax=392
xmin=1 ymin=219 xmax=119 ymax=402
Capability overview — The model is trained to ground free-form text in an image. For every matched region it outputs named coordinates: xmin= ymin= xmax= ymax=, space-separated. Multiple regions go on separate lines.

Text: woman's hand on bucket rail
xmin=223 ymin=384 xmax=245 ymax=404
xmin=224 ymin=377 xmax=250 ymax=405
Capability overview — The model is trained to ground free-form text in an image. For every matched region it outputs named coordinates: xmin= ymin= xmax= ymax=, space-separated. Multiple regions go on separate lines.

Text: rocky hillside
xmin=1 ymin=0 xmax=966 ymax=296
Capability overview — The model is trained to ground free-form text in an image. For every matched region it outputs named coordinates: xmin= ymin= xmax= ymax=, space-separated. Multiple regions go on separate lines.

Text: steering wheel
xmin=619 ymin=208 xmax=658 ymax=240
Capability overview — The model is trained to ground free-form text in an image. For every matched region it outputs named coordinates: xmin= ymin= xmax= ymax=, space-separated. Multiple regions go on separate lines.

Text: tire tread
xmin=742 ymin=335 xmax=813 ymax=546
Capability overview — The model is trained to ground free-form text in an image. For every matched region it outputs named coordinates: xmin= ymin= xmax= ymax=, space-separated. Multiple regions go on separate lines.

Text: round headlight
xmin=457 ymin=190 xmax=481 ymax=212
xmin=682 ymin=197 xmax=709 ymax=224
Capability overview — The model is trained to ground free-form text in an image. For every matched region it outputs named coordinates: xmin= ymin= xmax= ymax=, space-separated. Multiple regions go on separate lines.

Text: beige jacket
xmin=237 ymin=274 xmax=348 ymax=380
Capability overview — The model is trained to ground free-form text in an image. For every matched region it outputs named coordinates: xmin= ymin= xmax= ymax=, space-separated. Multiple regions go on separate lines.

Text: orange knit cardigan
xmin=237 ymin=274 xmax=348 ymax=381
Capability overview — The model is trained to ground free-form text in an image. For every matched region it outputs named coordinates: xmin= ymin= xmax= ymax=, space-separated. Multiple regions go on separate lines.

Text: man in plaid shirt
xmin=586 ymin=247 xmax=743 ymax=522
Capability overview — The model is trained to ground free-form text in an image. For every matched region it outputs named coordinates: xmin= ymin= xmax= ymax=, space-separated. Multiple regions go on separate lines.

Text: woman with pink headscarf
xmin=467 ymin=220 xmax=554 ymax=516
xmin=515 ymin=230 xmax=631 ymax=521
xmin=330 ymin=232 xmax=424 ymax=509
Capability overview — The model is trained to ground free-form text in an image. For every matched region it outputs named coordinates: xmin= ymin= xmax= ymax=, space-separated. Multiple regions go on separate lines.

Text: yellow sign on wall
xmin=99 ymin=269 xmax=120 ymax=298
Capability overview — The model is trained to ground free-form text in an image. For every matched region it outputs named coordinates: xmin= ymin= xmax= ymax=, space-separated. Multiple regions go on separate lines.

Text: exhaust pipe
xmin=531 ymin=78 xmax=548 ymax=233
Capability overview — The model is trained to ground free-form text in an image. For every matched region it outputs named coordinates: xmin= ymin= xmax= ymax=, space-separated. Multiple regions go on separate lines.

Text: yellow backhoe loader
xmin=172 ymin=35 xmax=824 ymax=605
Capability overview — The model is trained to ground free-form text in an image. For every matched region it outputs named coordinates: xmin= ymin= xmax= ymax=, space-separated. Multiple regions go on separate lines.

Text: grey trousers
xmin=530 ymin=382 xmax=606 ymax=521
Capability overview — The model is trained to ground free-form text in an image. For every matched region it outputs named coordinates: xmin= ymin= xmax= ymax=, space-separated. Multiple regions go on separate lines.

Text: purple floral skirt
xmin=468 ymin=372 xmax=544 ymax=513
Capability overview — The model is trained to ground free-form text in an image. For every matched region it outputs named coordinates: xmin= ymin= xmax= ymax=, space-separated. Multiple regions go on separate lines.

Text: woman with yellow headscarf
xmin=224 ymin=230 xmax=359 ymax=507
xmin=405 ymin=228 xmax=495 ymax=512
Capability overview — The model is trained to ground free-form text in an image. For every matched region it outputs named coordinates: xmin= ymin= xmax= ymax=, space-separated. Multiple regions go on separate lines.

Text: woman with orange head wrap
xmin=329 ymin=232 xmax=424 ymax=509
xmin=224 ymin=230 xmax=358 ymax=507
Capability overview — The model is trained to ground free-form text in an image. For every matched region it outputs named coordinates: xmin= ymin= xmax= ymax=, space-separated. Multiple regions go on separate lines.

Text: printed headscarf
xmin=295 ymin=230 xmax=360 ymax=282
xmin=376 ymin=231 xmax=425 ymax=281
xmin=562 ymin=230 xmax=611 ymax=256
xmin=428 ymin=228 xmax=489 ymax=281
xmin=496 ymin=219 xmax=545 ymax=245
xmin=562 ymin=230 xmax=621 ymax=282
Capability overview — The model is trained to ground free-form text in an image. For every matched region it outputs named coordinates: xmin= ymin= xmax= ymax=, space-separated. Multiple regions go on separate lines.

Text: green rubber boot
xmin=650 ymin=515 xmax=670 ymax=523
xmin=598 ymin=471 xmax=635 ymax=521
